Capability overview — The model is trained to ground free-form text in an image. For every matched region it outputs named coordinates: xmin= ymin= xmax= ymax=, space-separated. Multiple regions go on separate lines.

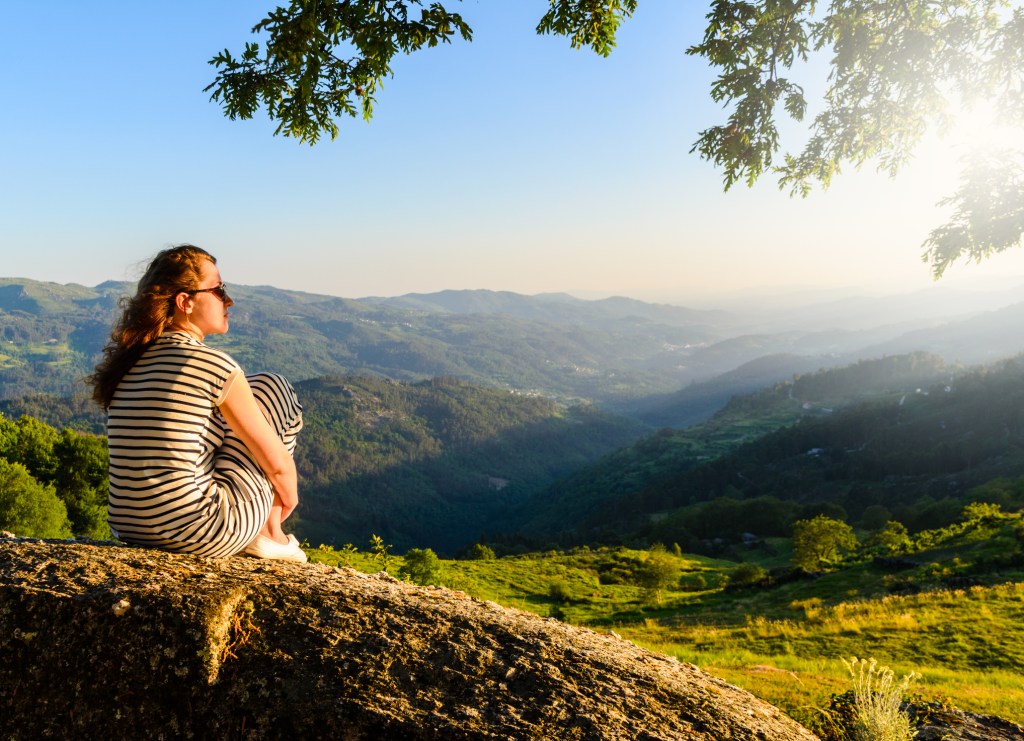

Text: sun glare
xmin=941 ymin=99 xmax=1024 ymax=159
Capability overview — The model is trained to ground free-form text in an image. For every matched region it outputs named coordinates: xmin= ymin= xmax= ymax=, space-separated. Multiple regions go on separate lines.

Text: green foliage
xmin=922 ymin=149 xmax=1024 ymax=278
xmin=398 ymin=547 xmax=443 ymax=586
xmin=792 ymin=516 xmax=857 ymax=572
xmin=0 ymin=458 xmax=72 ymax=538
xmin=0 ymin=414 xmax=60 ymax=482
xmin=866 ymin=522 xmax=912 ymax=557
xmin=688 ymin=1 xmax=1022 ymax=275
xmin=962 ymin=501 xmax=1005 ymax=523
xmin=547 ymin=579 xmax=575 ymax=603
xmin=841 ymin=657 xmax=917 ymax=741
xmin=205 ymin=1 xmax=473 ymax=144
xmin=0 ymin=413 xmax=109 ymax=539
xmin=369 ymin=533 xmax=393 ymax=572
xmin=535 ymin=0 xmax=637 ymax=56
xmin=728 ymin=561 xmax=767 ymax=589
xmin=464 ymin=542 xmax=496 ymax=560
xmin=52 ymin=430 xmax=110 ymax=539
xmin=635 ymin=544 xmax=680 ymax=605
xmin=206 ymin=1 xmax=647 ymax=144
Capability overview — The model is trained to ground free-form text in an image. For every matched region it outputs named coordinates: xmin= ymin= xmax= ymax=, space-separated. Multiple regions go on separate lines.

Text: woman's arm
xmin=218 ymin=375 xmax=299 ymax=521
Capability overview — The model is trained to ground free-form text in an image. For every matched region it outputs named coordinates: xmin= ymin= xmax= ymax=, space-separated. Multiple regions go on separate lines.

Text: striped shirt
xmin=107 ymin=331 xmax=247 ymax=554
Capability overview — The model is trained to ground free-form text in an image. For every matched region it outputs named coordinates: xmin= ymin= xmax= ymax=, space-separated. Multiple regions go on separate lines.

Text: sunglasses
xmin=189 ymin=283 xmax=231 ymax=302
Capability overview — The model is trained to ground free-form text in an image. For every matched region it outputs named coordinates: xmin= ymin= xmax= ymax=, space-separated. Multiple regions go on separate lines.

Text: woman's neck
xmin=166 ymin=320 xmax=204 ymax=342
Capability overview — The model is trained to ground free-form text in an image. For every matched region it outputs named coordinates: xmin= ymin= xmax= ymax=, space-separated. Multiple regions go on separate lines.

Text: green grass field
xmin=305 ymin=517 xmax=1024 ymax=731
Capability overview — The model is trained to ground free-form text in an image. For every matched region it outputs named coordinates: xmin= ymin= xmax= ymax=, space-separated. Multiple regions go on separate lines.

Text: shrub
xmin=369 ymin=533 xmax=393 ymax=571
xmin=728 ymin=562 xmax=768 ymax=589
xmin=465 ymin=543 xmax=496 ymax=560
xmin=548 ymin=579 xmax=574 ymax=603
xmin=866 ymin=521 xmax=912 ymax=557
xmin=962 ymin=501 xmax=1004 ymax=523
xmin=0 ymin=459 xmax=72 ymax=538
xmin=398 ymin=547 xmax=443 ymax=586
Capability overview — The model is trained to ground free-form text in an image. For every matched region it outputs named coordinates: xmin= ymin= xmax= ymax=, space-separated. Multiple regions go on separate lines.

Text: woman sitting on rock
xmin=90 ymin=244 xmax=306 ymax=562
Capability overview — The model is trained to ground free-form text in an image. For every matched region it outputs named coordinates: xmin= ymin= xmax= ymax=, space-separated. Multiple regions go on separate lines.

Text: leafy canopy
xmin=792 ymin=514 xmax=857 ymax=571
xmin=207 ymin=1 xmax=1024 ymax=276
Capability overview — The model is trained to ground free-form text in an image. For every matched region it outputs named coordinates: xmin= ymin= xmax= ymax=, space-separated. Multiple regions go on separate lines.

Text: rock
xmin=909 ymin=701 xmax=1024 ymax=741
xmin=0 ymin=540 xmax=820 ymax=740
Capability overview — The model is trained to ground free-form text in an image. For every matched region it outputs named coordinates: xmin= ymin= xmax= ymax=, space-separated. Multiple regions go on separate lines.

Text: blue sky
xmin=2 ymin=2 xmax=1023 ymax=304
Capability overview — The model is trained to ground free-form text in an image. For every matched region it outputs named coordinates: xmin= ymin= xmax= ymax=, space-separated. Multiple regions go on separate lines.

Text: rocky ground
xmin=0 ymin=537 xmax=818 ymax=740
xmin=3 ymin=537 xmax=1020 ymax=740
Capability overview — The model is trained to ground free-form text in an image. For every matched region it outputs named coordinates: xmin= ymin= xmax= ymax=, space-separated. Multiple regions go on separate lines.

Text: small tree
xmin=369 ymin=533 xmax=393 ymax=572
xmin=792 ymin=515 xmax=857 ymax=571
xmin=0 ymin=459 xmax=72 ymax=538
xmin=636 ymin=544 xmax=679 ymax=606
xmin=398 ymin=547 xmax=443 ymax=586
xmin=728 ymin=562 xmax=767 ymax=589
xmin=465 ymin=543 xmax=496 ymax=560
xmin=867 ymin=521 xmax=913 ymax=557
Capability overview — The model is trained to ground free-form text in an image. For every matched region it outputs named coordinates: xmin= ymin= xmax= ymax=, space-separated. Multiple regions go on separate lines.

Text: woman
xmin=90 ymin=245 xmax=306 ymax=562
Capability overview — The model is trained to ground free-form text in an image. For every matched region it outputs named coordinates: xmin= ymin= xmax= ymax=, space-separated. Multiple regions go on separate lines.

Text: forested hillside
xmin=511 ymin=352 xmax=1024 ymax=549
xmin=291 ymin=375 xmax=645 ymax=553
xmin=0 ymin=374 xmax=645 ymax=554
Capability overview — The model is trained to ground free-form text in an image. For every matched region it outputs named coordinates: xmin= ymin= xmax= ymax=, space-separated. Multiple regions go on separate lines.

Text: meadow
xmin=306 ymin=515 xmax=1024 ymax=733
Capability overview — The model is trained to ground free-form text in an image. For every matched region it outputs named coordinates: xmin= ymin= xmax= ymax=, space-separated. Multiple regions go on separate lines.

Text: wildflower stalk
xmin=841 ymin=657 xmax=918 ymax=741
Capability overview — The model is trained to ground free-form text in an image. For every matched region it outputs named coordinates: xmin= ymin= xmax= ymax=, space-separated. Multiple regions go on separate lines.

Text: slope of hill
xmin=510 ymin=352 xmax=997 ymax=546
xmin=291 ymin=375 xmax=645 ymax=553
xmin=627 ymin=353 xmax=831 ymax=429
xmin=0 ymin=373 xmax=646 ymax=555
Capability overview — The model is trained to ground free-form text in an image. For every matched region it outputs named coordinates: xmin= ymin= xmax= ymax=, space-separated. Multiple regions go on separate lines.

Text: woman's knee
xmin=246 ymin=372 xmax=303 ymax=437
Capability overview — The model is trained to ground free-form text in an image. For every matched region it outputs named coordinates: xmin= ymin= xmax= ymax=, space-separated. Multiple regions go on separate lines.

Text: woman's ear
xmin=174 ymin=292 xmax=192 ymax=315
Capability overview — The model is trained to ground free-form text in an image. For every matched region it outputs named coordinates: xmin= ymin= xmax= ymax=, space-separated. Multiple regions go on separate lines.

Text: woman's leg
xmin=248 ymin=373 xmax=302 ymax=543
xmin=259 ymin=495 xmax=287 ymax=543
xmin=214 ymin=372 xmax=303 ymax=555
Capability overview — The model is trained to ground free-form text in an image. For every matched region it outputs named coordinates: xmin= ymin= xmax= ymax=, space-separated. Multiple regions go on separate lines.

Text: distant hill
xmin=364 ymin=289 xmax=729 ymax=328
xmin=627 ymin=353 xmax=831 ymax=429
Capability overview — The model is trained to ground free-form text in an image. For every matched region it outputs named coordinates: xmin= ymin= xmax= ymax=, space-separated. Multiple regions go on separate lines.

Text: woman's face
xmin=186 ymin=259 xmax=233 ymax=338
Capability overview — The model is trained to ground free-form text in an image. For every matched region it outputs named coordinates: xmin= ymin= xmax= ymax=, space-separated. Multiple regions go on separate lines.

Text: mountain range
xmin=3 ymin=277 xmax=1023 ymax=426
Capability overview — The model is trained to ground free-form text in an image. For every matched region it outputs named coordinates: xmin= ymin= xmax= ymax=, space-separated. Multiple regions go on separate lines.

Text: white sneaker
xmin=243 ymin=534 xmax=308 ymax=563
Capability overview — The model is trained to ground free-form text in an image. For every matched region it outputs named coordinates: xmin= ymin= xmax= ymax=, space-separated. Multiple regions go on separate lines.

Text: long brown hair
xmin=89 ymin=245 xmax=216 ymax=409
